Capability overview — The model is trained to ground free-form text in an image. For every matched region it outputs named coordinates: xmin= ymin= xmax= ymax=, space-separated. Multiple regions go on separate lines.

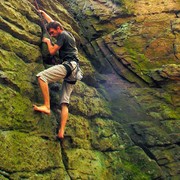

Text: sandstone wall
xmin=0 ymin=0 xmax=179 ymax=179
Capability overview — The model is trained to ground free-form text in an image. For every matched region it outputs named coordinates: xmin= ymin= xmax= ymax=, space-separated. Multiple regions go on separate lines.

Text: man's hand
xmin=37 ymin=10 xmax=45 ymax=14
xmin=37 ymin=9 xmax=53 ymax=23
xmin=42 ymin=37 xmax=60 ymax=55
xmin=42 ymin=37 xmax=51 ymax=44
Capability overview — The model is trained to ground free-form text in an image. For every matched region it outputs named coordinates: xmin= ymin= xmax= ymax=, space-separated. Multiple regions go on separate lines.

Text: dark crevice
xmin=0 ymin=21 xmax=39 ymax=45
xmin=37 ymin=167 xmax=60 ymax=174
xmin=40 ymin=135 xmax=56 ymax=141
xmin=49 ymin=100 xmax=72 ymax=179
xmin=162 ymin=10 xmax=180 ymax=15
xmin=93 ymin=39 xmax=152 ymax=87
xmin=101 ymin=148 xmax=120 ymax=153
xmin=0 ymin=77 xmax=21 ymax=93
xmin=2 ymin=16 xmax=25 ymax=31
xmin=0 ymin=170 xmax=10 ymax=179
xmin=135 ymin=143 xmax=158 ymax=160
xmin=146 ymin=143 xmax=179 ymax=148
xmin=59 ymin=140 xmax=72 ymax=180
xmin=111 ymin=13 xmax=136 ymax=19
xmin=129 ymin=142 xmax=166 ymax=179
xmin=1 ymin=167 xmax=61 ymax=179
xmin=170 ymin=20 xmax=179 ymax=61
xmin=173 ymin=43 xmax=179 ymax=60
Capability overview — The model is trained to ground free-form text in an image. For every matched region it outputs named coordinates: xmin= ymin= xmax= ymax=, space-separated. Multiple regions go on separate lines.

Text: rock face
xmin=0 ymin=0 xmax=179 ymax=179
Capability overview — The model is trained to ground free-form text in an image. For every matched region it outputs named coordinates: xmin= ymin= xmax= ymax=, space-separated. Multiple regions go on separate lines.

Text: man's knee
xmin=37 ymin=76 xmax=41 ymax=81
xmin=61 ymin=103 xmax=69 ymax=110
xmin=61 ymin=103 xmax=68 ymax=108
xmin=37 ymin=76 xmax=48 ymax=84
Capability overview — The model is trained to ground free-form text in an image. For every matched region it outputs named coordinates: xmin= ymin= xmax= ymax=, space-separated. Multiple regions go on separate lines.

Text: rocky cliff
xmin=0 ymin=0 xmax=179 ymax=179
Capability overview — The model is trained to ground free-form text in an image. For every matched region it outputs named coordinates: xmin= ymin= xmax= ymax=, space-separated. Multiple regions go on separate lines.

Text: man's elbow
xmin=49 ymin=45 xmax=60 ymax=55
xmin=49 ymin=50 xmax=56 ymax=56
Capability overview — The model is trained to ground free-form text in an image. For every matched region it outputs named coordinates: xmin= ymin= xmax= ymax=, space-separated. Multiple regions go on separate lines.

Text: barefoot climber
xmin=33 ymin=10 xmax=81 ymax=139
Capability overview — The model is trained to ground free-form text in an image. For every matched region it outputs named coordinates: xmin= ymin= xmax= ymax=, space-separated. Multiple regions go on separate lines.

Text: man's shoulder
xmin=62 ymin=31 xmax=74 ymax=37
xmin=61 ymin=30 xmax=69 ymax=35
xmin=57 ymin=31 xmax=69 ymax=39
xmin=57 ymin=31 xmax=67 ymax=40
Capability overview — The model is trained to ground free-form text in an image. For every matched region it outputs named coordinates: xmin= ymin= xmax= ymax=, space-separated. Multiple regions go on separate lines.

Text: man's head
xmin=46 ymin=21 xmax=64 ymax=38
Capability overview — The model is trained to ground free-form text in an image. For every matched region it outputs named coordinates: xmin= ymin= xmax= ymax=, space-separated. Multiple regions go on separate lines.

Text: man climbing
xmin=33 ymin=10 xmax=80 ymax=139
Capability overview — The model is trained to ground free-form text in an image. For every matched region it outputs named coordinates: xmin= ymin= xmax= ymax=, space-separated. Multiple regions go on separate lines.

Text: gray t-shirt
xmin=56 ymin=31 xmax=78 ymax=61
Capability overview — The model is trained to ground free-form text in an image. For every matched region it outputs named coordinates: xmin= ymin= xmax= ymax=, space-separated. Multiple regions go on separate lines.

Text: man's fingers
xmin=42 ymin=37 xmax=50 ymax=43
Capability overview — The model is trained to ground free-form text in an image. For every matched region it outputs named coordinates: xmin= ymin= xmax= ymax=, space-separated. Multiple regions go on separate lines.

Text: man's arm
xmin=43 ymin=37 xmax=60 ymax=55
xmin=38 ymin=10 xmax=53 ymax=23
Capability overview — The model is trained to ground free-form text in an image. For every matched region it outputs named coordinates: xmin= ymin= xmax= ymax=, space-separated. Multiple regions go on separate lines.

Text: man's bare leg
xmin=33 ymin=77 xmax=50 ymax=114
xmin=58 ymin=103 xmax=68 ymax=139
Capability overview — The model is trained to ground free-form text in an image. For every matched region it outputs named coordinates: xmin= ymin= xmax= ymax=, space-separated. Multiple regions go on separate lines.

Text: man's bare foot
xmin=33 ymin=105 xmax=50 ymax=115
xmin=57 ymin=129 xmax=64 ymax=139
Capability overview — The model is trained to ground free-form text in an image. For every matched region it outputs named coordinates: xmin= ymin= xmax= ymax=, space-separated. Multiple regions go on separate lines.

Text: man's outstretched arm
xmin=38 ymin=10 xmax=53 ymax=23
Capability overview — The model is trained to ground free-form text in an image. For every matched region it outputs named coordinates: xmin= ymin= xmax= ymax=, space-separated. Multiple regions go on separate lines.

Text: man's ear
xmin=57 ymin=26 xmax=62 ymax=32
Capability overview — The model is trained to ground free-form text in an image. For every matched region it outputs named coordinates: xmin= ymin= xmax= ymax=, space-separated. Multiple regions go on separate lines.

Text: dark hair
xmin=46 ymin=21 xmax=64 ymax=31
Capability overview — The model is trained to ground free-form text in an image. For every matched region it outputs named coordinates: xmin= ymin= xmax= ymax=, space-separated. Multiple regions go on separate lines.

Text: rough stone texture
xmin=60 ymin=0 xmax=180 ymax=179
xmin=0 ymin=0 xmax=179 ymax=180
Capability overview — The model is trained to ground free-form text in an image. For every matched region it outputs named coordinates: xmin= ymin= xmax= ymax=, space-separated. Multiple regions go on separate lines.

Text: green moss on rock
xmin=10 ymin=169 xmax=70 ymax=180
xmin=0 ymin=131 xmax=63 ymax=172
xmin=0 ymin=30 xmax=42 ymax=62
xmin=71 ymin=82 xmax=112 ymax=117
xmin=0 ymin=1 xmax=41 ymax=44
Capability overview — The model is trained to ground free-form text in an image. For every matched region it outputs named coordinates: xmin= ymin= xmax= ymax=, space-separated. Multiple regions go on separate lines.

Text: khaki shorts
xmin=36 ymin=61 xmax=77 ymax=104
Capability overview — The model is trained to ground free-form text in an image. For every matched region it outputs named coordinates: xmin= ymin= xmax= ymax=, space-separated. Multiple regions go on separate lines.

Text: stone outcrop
xmin=0 ymin=0 xmax=179 ymax=179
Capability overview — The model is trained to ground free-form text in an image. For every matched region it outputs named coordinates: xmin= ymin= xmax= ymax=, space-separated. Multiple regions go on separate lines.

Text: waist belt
xmin=63 ymin=56 xmax=79 ymax=63
xmin=64 ymin=79 xmax=76 ymax=84
xmin=63 ymin=63 xmax=72 ymax=78
xmin=63 ymin=62 xmax=77 ymax=84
